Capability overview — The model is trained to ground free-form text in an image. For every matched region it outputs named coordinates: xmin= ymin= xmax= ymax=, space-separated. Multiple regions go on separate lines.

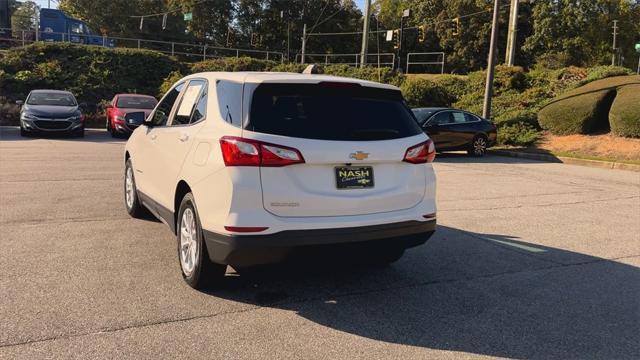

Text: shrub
xmin=0 ymin=42 xmax=181 ymax=104
xmin=583 ymin=66 xmax=633 ymax=84
xmin=534 ymin=52 xmax=572 ymax=70
xmin=319 ymin=65 xmax=405 ymax=86
xmin=158 ymin=71 xmax=184 ymax=97
xmin=431 ymin=75 xmax=469 ymax=102
xmin=609 ymin=84 xmax=640 ymax=138
xmin=400 ymin=77 xmax=454 ymax=107
xmin=494 ymin=109 xmax=539 ymax=128
xmin=269 ymin=63 xmax=308 ymax=73
xmin=497 ymin=122 xmax=540 ymax=146
xmin=538 ymin=89 xmax=616 ymax=135
xmin=190 ymin=57 xmax=278 ymax=73
xmin=0 ymin=100 xmax=20 ymax=125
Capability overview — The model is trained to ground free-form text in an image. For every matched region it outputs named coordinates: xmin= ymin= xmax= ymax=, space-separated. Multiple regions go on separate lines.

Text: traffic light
xmin=418 ymin=24 xmax=427 ymax=43
xmin=226 ymin=29 xmax=235 ymax=47
xmin=393 ymin=29 xmax=400 ymax=49
xmin=251 ymin=33 xmax=259 ymax=47
xmin=451 ymin=17 xmax=460 ymax=36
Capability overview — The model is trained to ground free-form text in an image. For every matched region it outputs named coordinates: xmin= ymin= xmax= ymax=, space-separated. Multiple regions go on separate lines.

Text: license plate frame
xmin=335 ymin=166 xmax=374 ymax=190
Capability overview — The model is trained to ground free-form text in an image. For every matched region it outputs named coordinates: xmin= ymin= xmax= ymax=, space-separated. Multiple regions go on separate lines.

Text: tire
xmin=19 ymin=126 xmax=28 ymax=137
xmin=177 ymin=193 xmax=226 ymax=289
xmin=467 ymin=135 xmax=488 ymax=157
xmin=108 ymin=120 xmax=118 ymax=138
xmin=124 ymin=159 xmax=147 ymax=218
xmin=75 ymin=127 xmax=85 ymax=138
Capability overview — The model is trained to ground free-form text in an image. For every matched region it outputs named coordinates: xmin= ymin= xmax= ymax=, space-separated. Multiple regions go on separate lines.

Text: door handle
xmin=150 ymin=134 xmax=157 ymax=140
xmin=179 ymin=133 xmax=189 ymax=142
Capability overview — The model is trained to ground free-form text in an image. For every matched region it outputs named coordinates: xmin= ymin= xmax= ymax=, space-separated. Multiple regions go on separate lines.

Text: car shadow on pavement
xmin=0 ymin=126 xmax=126 ymax=143
xmin=435 ymin=152 xmax=552 ymax=165
xmin=205 ymin=225 xmax=638 ymax=359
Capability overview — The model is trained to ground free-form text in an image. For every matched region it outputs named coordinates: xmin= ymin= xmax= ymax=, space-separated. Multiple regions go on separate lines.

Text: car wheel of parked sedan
xmin=124 ymin=159 xmax=147 ymax=218
xmin=468 ymin=135 xmax=487 ymax=157
xmin=19 ymin=126 xmax=28 ymax=137
xmin=177 ymin=193 xmax=226 ymax=289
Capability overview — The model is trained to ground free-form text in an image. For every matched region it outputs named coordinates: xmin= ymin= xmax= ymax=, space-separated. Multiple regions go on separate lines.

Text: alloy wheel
xmin=473 ymin=137 xmax=487 ymax=156
xmin=125 ymin=167 xmax=134 ymax=209
xmin=179 ymin=208 xmax=198 ymax=276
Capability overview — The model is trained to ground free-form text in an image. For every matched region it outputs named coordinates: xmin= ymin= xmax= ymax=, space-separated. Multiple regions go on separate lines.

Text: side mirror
xmin=104 ymin=104 xmax=113 ymax=110
xmin=125 ymin=111 xmax=147 ymax=127
xmin=16 ymin=100 xmax=24 ymax=106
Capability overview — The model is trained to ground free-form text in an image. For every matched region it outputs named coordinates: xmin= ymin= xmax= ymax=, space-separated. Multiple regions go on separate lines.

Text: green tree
xmin=11 ymin=0 xmax=38 ymax=32
xmin=523 ymin=0 xmax=640 ymax=69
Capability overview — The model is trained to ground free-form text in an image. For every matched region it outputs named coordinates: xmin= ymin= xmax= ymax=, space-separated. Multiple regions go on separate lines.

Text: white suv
xmin=124 ymin=72 xmax=437 ymax=289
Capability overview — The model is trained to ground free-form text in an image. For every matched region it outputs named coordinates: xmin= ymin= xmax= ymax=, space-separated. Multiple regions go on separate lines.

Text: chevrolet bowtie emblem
xmin=349 ymin=151 xmax=369 ymax=161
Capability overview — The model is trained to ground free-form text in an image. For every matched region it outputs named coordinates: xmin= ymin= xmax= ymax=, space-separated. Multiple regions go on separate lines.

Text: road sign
xmin=386 ymin=30 xmax=393 ymax=41
xmin=183 ymin=12 xmax=192 ymax=21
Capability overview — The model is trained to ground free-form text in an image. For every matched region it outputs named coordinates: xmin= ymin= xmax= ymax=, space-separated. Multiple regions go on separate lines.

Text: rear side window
xmin=173 ymin=80 xmax=206 ymax=125
xmin=247 ymin=83 xmax=422 ymax=141
xmin=216 ymin=80 xmax=243 ymax=126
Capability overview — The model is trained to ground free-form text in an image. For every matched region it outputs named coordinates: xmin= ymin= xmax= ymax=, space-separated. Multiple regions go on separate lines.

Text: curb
xmin=489 ymin=150 xmax=640 ymax=172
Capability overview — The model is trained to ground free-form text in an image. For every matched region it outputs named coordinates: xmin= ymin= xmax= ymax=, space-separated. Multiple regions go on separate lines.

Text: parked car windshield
xmin=116 ymin=96 xmax=157 ymax=109
xmin=247 ymin=83 xmax=422 ymax=141
xmin=27 ymin=93 xmax=77 ymax=106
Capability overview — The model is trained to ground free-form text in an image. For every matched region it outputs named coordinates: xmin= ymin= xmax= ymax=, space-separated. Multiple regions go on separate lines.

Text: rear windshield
xmin=27 ymin=93 xmax=76 ymax=106
xmin=116 ymin=96 xmax=157 ymax=109
xmin=412 ymin=108 xmax=436 ymax=124
xmin=247 ymin=83 xmax=422 ymax=141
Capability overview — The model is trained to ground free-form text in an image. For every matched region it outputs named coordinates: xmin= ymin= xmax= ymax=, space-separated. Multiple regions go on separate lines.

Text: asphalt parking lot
xmin=1 ymin=126 xmax=639 ymax=359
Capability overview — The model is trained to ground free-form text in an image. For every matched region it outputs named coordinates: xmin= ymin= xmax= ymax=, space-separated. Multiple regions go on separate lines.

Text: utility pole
xmin=482 ymin=0 xmax=500 ymax=120
xmin=287 ymin=21 xmax=290 ymax=62
xmin=359 ymin=0 xmax=371 ymax=68
xmin=504 ymin=0 xmax=519 ymax=66
xmin=398 ymin=9 xmax=410 ymax=72
xmin=611 ymin=20 xmax=618 ymax=66
xmin=301 ymin=23 xmax=307 ymax=64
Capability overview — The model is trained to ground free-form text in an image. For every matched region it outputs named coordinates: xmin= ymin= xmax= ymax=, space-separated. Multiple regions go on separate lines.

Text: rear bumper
xmin=203 ymin=220 xmax=436 ymax=266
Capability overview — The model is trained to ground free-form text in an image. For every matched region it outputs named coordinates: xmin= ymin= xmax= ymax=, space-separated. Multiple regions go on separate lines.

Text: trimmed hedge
xmin=609 ymin=84 xmax=640 ymax=138
xmin=538 ymin=89 xmax=616 ymax=135
xmin=537 ymin=75 xmax=640 ymax=136
xmin=0 ymin=42 xmax=182 ymax=104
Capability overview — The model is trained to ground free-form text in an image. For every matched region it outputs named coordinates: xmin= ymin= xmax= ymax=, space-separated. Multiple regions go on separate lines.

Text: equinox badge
xmin=349 ymin=151 xmax=369 ymax=161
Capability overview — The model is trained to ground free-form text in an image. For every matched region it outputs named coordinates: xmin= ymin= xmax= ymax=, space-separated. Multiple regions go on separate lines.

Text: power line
xmin=307 ymin=3 xmax=512 ymax=36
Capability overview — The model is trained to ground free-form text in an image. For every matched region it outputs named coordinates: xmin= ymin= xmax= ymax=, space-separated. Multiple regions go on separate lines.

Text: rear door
xmin=245 ymin=82 xmax=429 ymax=217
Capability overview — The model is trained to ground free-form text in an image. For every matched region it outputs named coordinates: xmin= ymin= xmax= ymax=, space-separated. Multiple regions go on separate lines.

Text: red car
xmin=105 ymin=94 xmax=157 ymax=137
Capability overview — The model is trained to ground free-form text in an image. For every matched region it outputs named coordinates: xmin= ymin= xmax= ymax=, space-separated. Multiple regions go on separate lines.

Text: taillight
xmin=219 ymin=136 xmax=305 ymax=167
xmin=403 ymin=139 xmax=436 ymax=164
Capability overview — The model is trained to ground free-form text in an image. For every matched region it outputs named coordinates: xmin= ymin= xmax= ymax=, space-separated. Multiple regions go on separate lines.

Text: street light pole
xmin=482 ymin=0 xmax=500 ymax=120
xmin=611 ymin=20 xmax=618 ymax=66
xmin=504 ymin=0 xmax=519 ymax=66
